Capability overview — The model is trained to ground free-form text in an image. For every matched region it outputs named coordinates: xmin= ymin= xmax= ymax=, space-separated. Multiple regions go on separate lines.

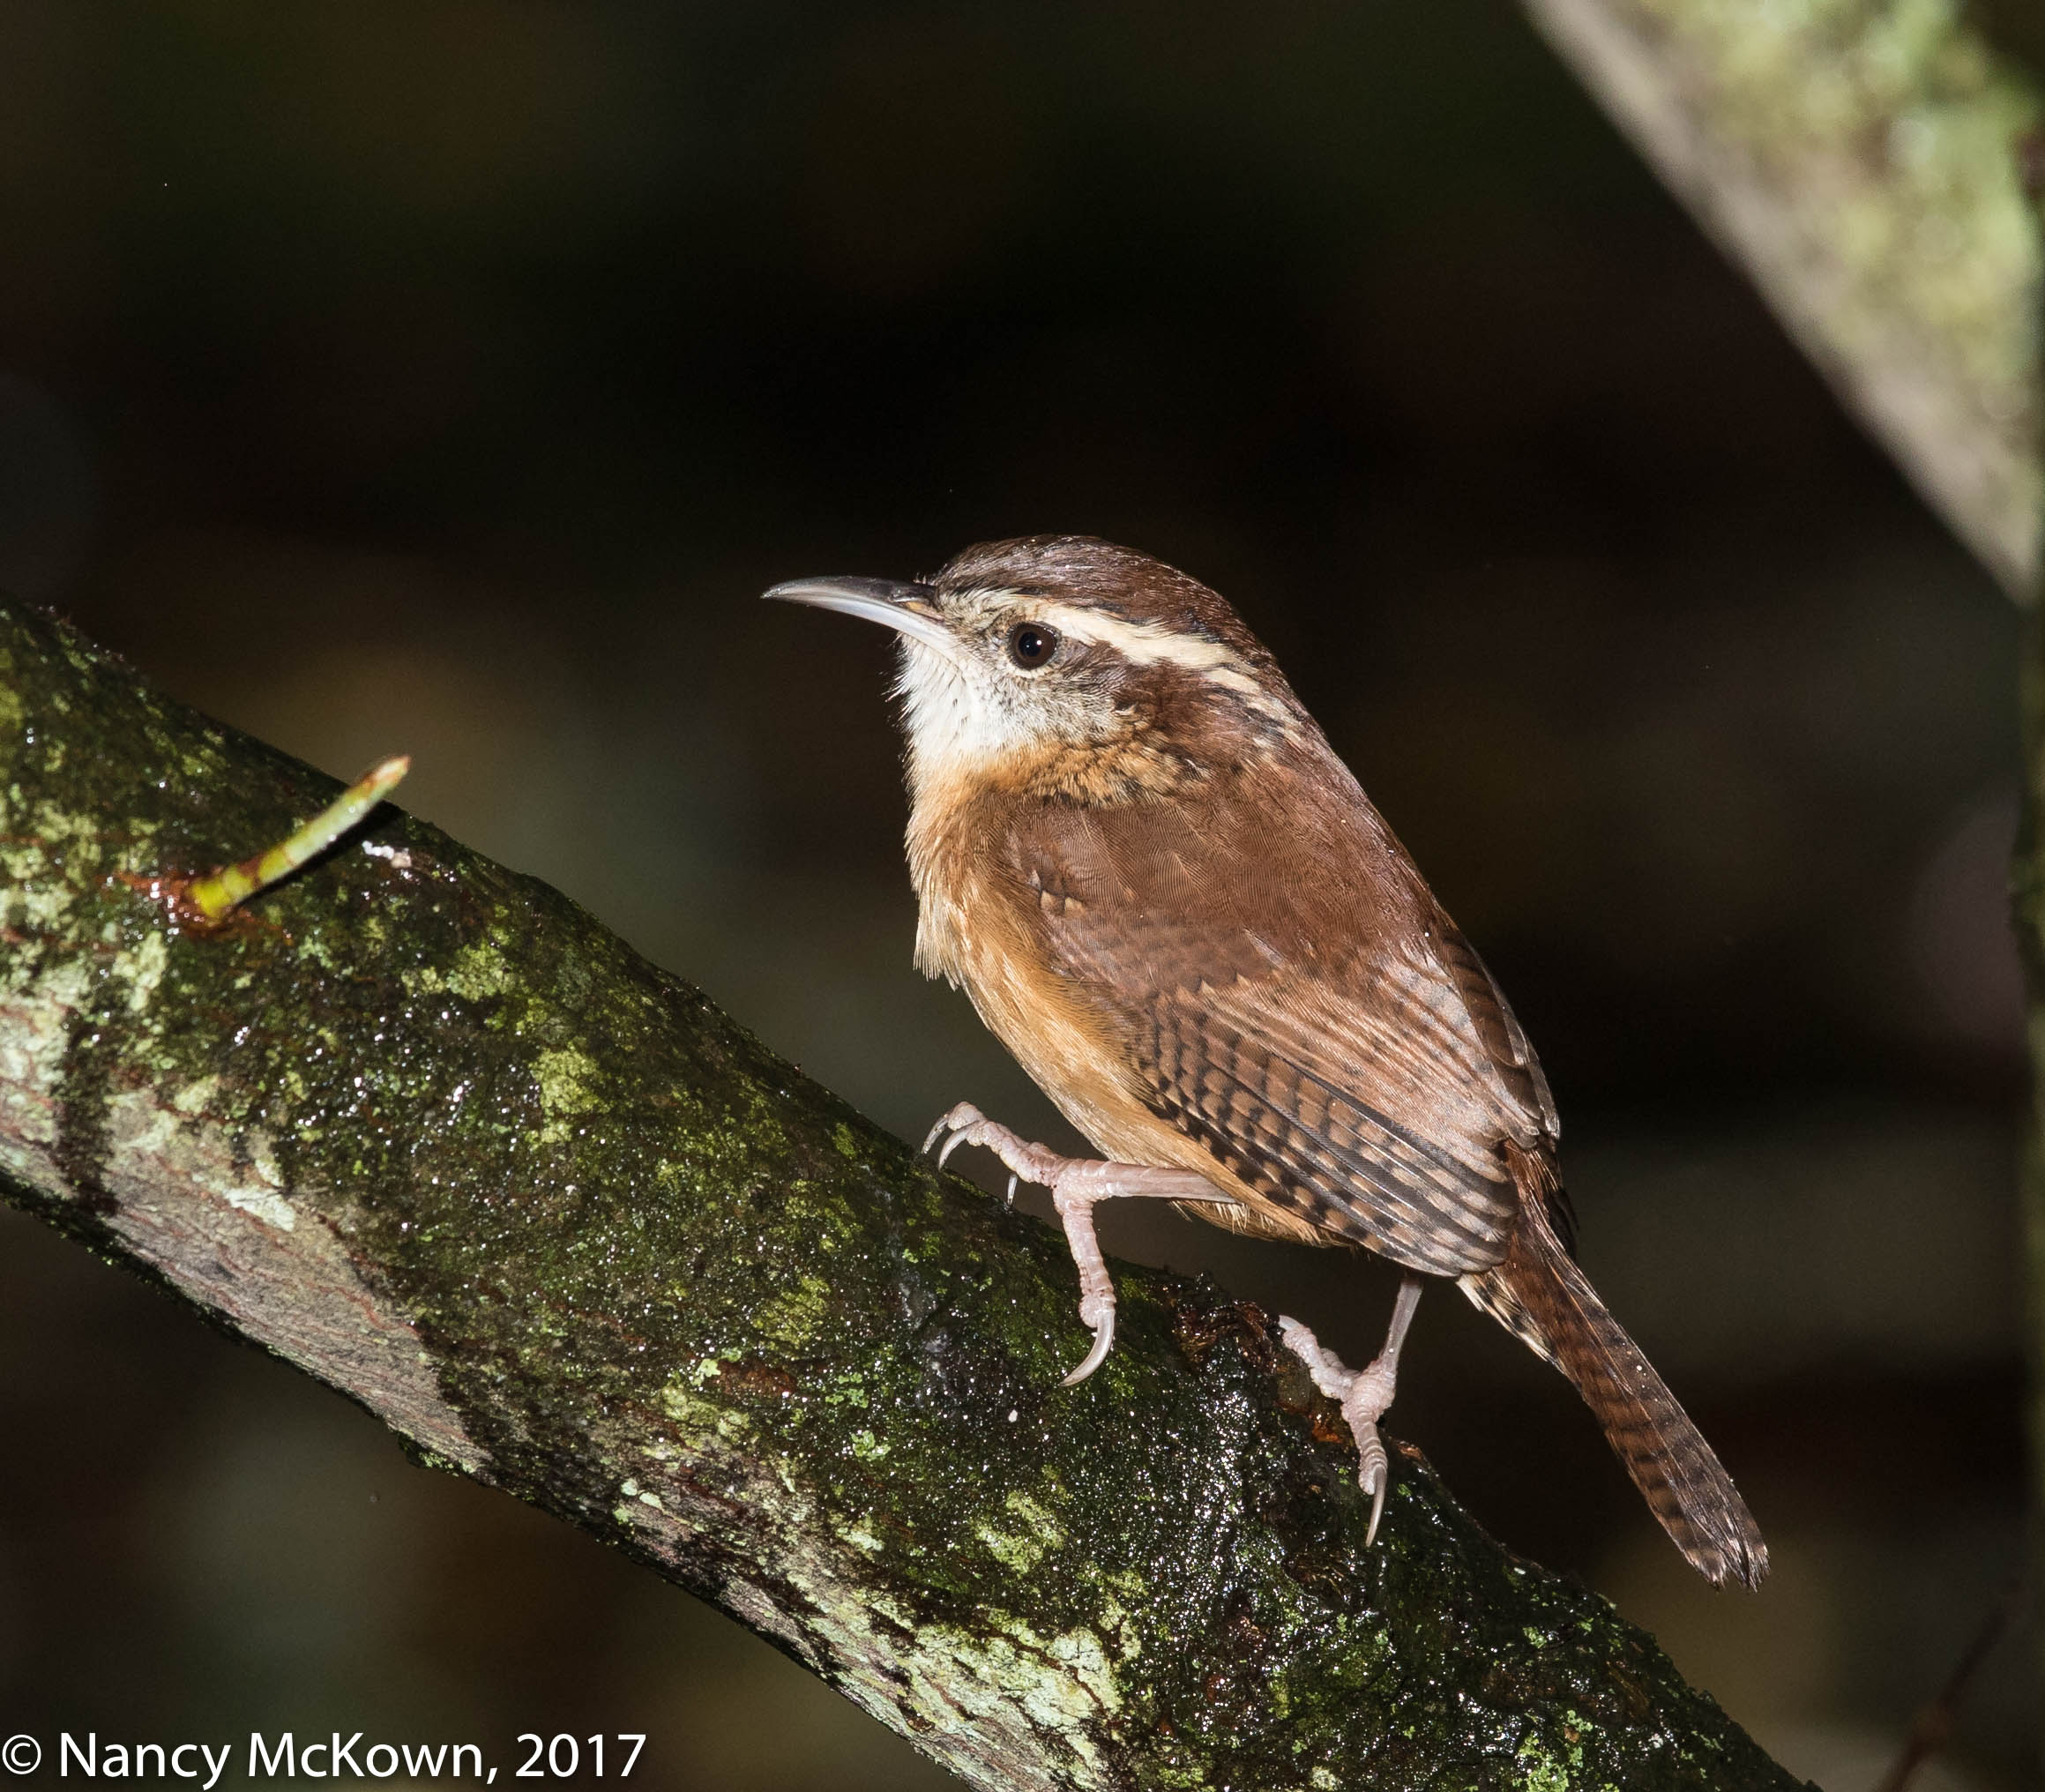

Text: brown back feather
xmin=995 ymin=757 xmax=1549 ymax=1276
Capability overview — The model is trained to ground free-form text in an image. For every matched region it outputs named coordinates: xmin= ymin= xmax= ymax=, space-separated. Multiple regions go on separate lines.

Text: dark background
xmin=0 ymin=2 xmax=2035 ymax=1786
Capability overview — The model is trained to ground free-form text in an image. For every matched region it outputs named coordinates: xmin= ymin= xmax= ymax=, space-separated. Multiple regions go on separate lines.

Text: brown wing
xmin=1426 ymin=907 xmax=1574 ymax=1254
xmin=1008 ymin=773 xmax=1559 ymax=1277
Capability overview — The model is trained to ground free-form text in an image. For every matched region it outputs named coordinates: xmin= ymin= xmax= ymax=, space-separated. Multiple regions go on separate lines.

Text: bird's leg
xmin=1278 ymin=1274 xmax=1424 ymax=1546
xmin=922 ymin=1101 xmax=1233 ymax=1386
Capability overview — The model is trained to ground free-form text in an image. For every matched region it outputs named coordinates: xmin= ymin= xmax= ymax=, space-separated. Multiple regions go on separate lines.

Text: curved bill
xmin=762 ymin=576 xmax=956 ymax=659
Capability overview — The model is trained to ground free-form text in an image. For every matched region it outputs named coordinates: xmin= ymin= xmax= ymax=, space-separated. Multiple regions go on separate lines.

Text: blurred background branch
xmin=1519 ymin=0 xmax=2041 ymax=602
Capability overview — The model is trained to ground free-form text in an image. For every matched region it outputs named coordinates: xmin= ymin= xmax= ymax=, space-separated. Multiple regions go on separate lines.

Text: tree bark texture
xmin=1518 ymin=0 xmax=2042 ymax=602
xmin=0 ymin=601 xmax=1807 ymax=1788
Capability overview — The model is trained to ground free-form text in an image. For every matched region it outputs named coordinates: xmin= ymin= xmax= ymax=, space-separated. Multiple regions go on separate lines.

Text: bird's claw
xmin=1060 ymin=1310 xmax=1116 ymax=1386
xmin=922 ymin=1102 xmax=1218 ymax=1393
xmin=1280 ymin=1305 xmax=1414 ymax=1549
xmin=1358 ymin=1430 xmax=1390 ymax=1546
xmin=923 ymin=1101 xmax=1061 ymax=1192
xmin=921 ymin=1101 xmax=987 ymax=1161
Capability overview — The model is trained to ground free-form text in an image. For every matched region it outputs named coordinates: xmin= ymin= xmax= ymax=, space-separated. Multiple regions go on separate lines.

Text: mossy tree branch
xmin=0 ymin=601 xmax=1803 ymax=1788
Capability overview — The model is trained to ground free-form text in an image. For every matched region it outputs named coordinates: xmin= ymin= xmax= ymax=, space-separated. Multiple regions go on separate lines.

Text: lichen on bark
xmin=1518 ymin=0 xmax=2041 ymax=601
xmin=0 ymin=601 xmax=1805 ymax=1789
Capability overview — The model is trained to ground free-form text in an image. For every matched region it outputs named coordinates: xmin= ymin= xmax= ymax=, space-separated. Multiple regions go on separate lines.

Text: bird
xmin=765 ymin=534 xmax=1766 ymax=1589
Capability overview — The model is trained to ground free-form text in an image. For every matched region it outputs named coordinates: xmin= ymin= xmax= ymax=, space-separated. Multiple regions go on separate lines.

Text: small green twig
xmin=186 ymin=754 xmax=410 ymax=921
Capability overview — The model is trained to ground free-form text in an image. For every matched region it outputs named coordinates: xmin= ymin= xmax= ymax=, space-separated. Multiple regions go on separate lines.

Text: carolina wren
xmin=767 ymin=535 xmax=1765 ymax=1588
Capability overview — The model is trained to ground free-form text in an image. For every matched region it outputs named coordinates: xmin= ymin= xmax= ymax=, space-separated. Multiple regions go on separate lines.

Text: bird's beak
xmin=762 ymin=576 xmax=958 ymax=660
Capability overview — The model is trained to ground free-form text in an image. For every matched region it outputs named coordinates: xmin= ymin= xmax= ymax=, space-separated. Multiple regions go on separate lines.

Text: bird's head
xmin=765 ymin=535 xmax=1308 ymax=804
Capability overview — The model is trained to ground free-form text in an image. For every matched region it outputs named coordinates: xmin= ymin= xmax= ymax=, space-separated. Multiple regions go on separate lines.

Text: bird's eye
xmin=1005 ymin=621 xmax=1059 ymax=668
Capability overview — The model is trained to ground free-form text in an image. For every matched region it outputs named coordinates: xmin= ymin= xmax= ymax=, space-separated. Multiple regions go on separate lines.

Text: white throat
xmin=893 ymin=636 xmax=1056 ymax=801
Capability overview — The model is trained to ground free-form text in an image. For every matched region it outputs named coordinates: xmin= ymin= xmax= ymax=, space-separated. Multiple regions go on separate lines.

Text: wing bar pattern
xmin=1148 ymin=998 xmax=1514 ymax=1275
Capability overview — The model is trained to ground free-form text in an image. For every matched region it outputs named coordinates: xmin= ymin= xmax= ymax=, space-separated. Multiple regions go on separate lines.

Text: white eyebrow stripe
xmin=950 ymin=585 xmax=1302 ymax=735
xmin=1028 ymin=601 xmax=1249 ymax=676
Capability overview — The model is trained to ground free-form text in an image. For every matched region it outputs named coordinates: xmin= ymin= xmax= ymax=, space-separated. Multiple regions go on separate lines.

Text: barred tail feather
xmin=1463 ymin=1180 xmax=1767 ymax=1589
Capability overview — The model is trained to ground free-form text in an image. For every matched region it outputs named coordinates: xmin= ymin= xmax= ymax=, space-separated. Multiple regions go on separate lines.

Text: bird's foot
xmin=1278 ymin=1275 xmax=1423 ymax=1546
xmin=922 ymin=1101 xmax=1227 ymax=1385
